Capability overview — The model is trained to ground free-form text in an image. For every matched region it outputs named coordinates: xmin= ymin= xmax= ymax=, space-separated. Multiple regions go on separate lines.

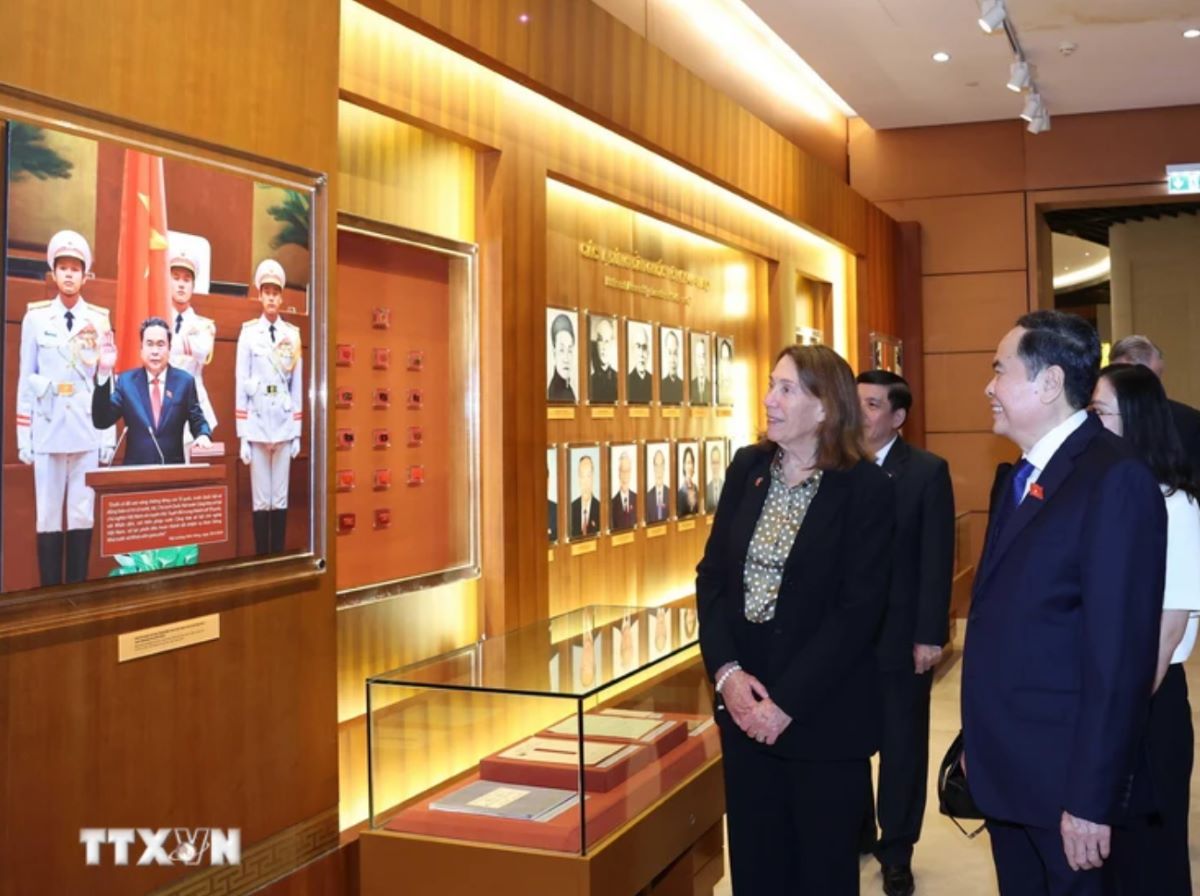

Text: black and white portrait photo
xmin=625 ymin=319 xmax=653 ymax=405
xmin=587 ymin=312 xmax=618 ymax=404
xmin=546 ymin=307 xmax=578 ymax=404
xmin=659 ymin=325 xmax=684 ymax=406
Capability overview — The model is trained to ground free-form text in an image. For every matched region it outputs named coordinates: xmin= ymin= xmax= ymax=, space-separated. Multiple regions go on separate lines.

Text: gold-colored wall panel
xmin=926 ymin=432 xmax=1013 ymax=515
xmin=922 ymin=271 xmax=1029 ymax=354
xmin=338 ymin=100 xmax=476 ymax=243
xmin=923 ymin=353 xmax=996 ymax=434
xmin=877 ymin=194 xmax=1027 ymax=277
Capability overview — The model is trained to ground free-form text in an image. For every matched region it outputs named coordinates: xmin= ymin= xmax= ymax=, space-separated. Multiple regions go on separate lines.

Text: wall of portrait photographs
xmin=1 ymin=117 xmax=323 ymax=595
xmin=543 ymin=179 xmax=761 ymax=616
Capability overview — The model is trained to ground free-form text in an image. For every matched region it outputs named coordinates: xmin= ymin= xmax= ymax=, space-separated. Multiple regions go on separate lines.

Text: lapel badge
xmin=754 ymin=476 xmax=764 ymax=487
xmin=1029 ymin=483 xmax=1044 ymax=500
xmin=166 ymin=390 xmax=174 ymax=399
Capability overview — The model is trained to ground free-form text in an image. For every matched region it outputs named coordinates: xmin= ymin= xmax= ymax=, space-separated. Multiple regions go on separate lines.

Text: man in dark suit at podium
xmin=93 ymin=317 xmax=212 ymax=464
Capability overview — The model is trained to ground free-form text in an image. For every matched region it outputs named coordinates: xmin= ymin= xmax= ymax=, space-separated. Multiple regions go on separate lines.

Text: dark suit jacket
xmin=690 ymin=376 xmax=711 ymax=405
xmin=92 ymin=366 xmax=210 ymax=465
xmin=626 ymin=370 xmax=652 ymax=404
xmin=645 ymin=484 xmax=670 ymax=523
xmin=875 ymin=438 xmax=956 ymax=670
xmin=696 ymin=443 xmax=895 ymax=759
xmin=610 ymin=490 xmax=637 ymax=530
xmin=569 ymin=495 xmax=600 ymax=537
xmin=547 ymin=372 xmax=576 ymax=403
xmin=1169 ymin=398 xmax=1200 ymax=472
xmin=589 ymin=367 xmax=617 ymax=403
xmin=961 ymin=415 xmax=1165 ymax=827
xmin=661 ymin=375 xmax=683 ymax=405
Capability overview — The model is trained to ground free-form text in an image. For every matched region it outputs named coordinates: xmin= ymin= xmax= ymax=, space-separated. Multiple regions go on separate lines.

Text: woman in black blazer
xmin=697 ymin=345 xmax=895 ymax=895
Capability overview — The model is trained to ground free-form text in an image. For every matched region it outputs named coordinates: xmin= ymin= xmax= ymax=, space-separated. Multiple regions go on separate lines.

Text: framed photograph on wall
xmin=644 ymin=440 xmax=673 ymax=524
xmin=703 ymin=439 xmax=727 ymax=514
xmin=547 ymin=445 xmax=560 ymax=545
xmin=566 ymin=443 xmax=602 ymax=541
xmin=715 ymin=335 xmax=735 ymax=408
xmin=546 ymin=307 xmax=579 ymax=404
xmin=658 ymin=325 xmax=684 ymax=406
xmin=625 ymin=319 xmax=653 ymax=405
xmin=676 ymin=440 xmax=701 ymax=518
xmin=1 ymin=110 xmax=327 ymax=602
xmin=586 ymin=311 xmax=618 ymax=405
xmin=687 ymin=332 xmax=713 ymax=406
xmin=608 ymin=442 xmax=639 ymax=533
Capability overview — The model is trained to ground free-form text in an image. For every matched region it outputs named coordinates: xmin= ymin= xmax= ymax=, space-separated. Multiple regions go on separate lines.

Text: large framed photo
xmin=625 ymin=319 xmax=653 ymax=405
xmin=607 ymin=443 xmax=639 ymax=533
xmin=566 ymin=444 xmax=602 ymax=541
xmin=676 ymin=440 xmax=701 ymax=518
xmin=2 ymin=112 xmax=326 ymax=599
xmin=688 ymin=331 xmax=713 ymax=406
xmin=644 ymin=440 xmax=672 ymax=524
xmin=715 ymin=335 xmax=735 ymax=408
xmin=658 ymin=325 xmax=684 ymax=406
xmin=703 ymin=438 xmax=727 ymax=514
xmin=586 ymin=311 xmax=618 ymax=405
xmin=546 ymin=307 xmax=579 ymax=404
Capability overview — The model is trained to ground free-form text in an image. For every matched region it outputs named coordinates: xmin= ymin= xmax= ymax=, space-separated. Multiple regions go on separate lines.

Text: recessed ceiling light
xmin=932 ymin=51 xmax=951 ymax=63
xmin=1184 ymin=28 xmax=1200 ymax=39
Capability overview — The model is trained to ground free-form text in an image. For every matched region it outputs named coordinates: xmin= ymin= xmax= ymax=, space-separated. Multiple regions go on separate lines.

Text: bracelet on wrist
xmin=714 ymin=663 xmax=741 ymax=694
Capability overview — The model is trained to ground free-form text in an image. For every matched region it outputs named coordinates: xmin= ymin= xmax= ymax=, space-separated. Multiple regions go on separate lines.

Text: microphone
xmin=148 ymin=426 xmax=165 ymax=465
xmin=109 ymin=426 xmax=127 ymax=466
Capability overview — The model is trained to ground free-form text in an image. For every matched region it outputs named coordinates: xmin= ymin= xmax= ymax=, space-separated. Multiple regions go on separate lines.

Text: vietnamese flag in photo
xmin=114 ymin=150 xmax=171 ymax=368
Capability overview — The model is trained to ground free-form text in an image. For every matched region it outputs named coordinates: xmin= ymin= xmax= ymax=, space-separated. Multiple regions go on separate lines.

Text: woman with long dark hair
xmin=696 ymin=344 xmax=894 ymax=893
xmin=1091 ymin=362 xmax=1200 ymax=895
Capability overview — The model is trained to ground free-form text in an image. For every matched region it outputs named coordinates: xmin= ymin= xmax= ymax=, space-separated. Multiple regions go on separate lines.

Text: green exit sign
xmin=1166 ymin=164 xmax=1200 ymax=194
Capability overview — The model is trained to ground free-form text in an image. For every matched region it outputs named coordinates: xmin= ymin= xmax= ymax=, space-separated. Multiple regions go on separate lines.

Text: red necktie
xmin=150 ymin=377 xmax=162 ymax=427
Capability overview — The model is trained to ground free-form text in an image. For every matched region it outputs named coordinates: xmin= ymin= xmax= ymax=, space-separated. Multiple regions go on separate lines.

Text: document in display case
xmin=365 ymin=603 xmax=719 ymax=858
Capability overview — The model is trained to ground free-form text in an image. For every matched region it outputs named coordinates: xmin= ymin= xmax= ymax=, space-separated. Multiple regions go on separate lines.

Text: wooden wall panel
xmin=362 ymin=0 xmax=872 ymax=254
xmin=877 ymin=193 xmax=1027 ymax=276
xmin=0 ymin=0 xmax=340 ymax=892
xmin=924 ymin=352 xmax=995 ymax=433
xmin=922 ymin=271 xmax=1028 ymax=354
xmin=926 ymin=432 xmax=1013 ymax=515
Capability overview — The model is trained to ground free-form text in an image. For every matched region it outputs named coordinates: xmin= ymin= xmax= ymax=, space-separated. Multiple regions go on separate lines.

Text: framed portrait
xmin=546 ymin=307 xmax=579 ymax=404
xmin=1 ymin=110 xmax=326 ymax=600
xmin=676 ymin=440 xmax=701 ymax=518
xmin=586 ymin=311 xmax=618 ymax=405
xmin=644 ymin=440 xmax=673 ymax=524
xmin=625 ymin=319 xmax=653 ymax=405
xmin=607 ymin=442 xmax=639 ymax=533
xmin=566 ymin=443 xmax=602 ymax=541
xmin=703 ymin=439 xmax=727 ymax=514
xmin=547 ymin=445 xmax=560 ymax=545
xmin=658 ymin=325 xmax=684 ymax=406
xmin=687 ymin=331 xmax=713 ymax=406
xmin=715 ymin=336 xmax=735 ymax=408
xmin=869 ymin=331 xmax=904 ymax=375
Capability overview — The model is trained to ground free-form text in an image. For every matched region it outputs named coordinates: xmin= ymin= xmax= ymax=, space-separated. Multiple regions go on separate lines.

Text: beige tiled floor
xmin=713 ymin=640 xmax=1200 ymax=895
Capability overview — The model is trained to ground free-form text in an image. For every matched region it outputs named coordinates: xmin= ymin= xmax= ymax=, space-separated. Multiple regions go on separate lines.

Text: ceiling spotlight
xmin=1006 ymin=60 xmax=1032 ymax=92
xmin=1027 ymin=109 xmax=1051 ymax=134
xmin=1184 ymin=28 xmax=1200 ymax=39
xmin=978 ymin=0 xmax=1007 ymax=34
xmin=932 ymin=51 xmax=952 ymax=63
xmin=1020 ymin=92 xmax=1044 ymax=122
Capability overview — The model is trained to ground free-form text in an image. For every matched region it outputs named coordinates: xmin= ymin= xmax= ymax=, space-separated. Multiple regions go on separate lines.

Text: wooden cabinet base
xmin=360 ymin=758 xmax=725 ymax=896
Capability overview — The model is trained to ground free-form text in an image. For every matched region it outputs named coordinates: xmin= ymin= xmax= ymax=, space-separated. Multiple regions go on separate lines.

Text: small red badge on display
xmin=336 ymin=469 xmax=356 ymax=491
xmin=1029 ymin=483 xmax=1044 ymax=500
xmin=336 ymin=344 xmax=355 ymax=367
xmin=372 ymin=307 xmax=391 ymax=330
xmin=407 ymin=464 xmax=426 ymax=486
xmin=373 ymin=347 xmax=391 ymax=370
xmin=336 ymin=428 xmax=356 ymax=450
xmin=373 ymin=428 xmax=391 ymax=449
xmin=407 ymin=425 xmax=423 ymax=447
xmin=374 ymin=508 xmax=392 ymax=529
xmin=338 ymin=512 xmax=356 ymax=533
xmin=336 ymin=387 xmax=354 ymax=409
xmin=407 ymin=350 xmax=424 ymax=372
xmin=407 ymin=389 xmax=423 ymax=410
xmin=374 ymin=468 xmax=392 ymax=490
xmin=373 ymin=387 xmax=391 ymax=409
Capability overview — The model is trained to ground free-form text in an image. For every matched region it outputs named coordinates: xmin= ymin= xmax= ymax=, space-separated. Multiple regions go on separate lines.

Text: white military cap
xmin=168 ymin=246 xmax=198 ymax=275
xmin=254 ymin=259 xmax=286 ymax=290
xmin=46 ymin=230 xmax=93 ymax=273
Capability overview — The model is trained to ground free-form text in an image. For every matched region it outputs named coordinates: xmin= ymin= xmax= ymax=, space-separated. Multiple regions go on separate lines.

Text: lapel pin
xmin=1029 ymin=483 xmax=1044 ymax=500
xmin=754 ymin=476 xmax=764 ymax=487
xmin=166 ymin=390 xmax=174 ymax=399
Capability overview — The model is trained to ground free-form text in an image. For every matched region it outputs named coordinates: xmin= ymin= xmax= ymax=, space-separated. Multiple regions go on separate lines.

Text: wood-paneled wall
xmin=0 ymin=0 xmax=340 ymax=893
xmin=848 ymin=104 xmax=1200 ymax=584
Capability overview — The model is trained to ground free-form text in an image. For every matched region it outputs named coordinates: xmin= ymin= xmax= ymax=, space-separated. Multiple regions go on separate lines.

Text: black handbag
xmin=937 ymin=730 xmax=986 ymax=838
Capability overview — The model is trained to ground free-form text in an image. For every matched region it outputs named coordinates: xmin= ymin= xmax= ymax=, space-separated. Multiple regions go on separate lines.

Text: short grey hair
xmin=1110 ymin=335 xmax=1163 ymax=366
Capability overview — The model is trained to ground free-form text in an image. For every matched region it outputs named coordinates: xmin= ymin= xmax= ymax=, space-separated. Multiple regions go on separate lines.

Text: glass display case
xmin=366 ymin=603 xmax=718 ymax=857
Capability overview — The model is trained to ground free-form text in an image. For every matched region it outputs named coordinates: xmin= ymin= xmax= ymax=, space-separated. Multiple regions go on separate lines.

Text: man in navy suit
xmin=962 ymin=311 xmax=1166 ymax=895
xmin=92 ymin=317 xmax=212 ymax=464
xmin=569 ymin=453 xmax=600 ymax=538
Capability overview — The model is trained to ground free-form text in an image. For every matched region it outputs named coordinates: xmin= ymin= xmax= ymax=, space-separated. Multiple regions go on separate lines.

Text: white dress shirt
xmin=874 ymin=435 xmax=898 ymax=467
xmin=1162 ymin=487 xmax=1200 ymax=664
xmin=1019 ymin=409 xmax=1088 ymax=500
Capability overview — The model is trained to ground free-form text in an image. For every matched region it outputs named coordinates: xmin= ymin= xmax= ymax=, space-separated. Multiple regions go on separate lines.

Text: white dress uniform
xmin=169 ymin=305 xmax=218 ymax=431
xmin=235 ymin=314 xmax=303 ymax=511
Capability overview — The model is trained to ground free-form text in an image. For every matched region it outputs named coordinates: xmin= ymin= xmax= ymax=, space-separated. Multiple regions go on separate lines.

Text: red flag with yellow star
xmin=114 ymin=150 xmax=170 ymax=367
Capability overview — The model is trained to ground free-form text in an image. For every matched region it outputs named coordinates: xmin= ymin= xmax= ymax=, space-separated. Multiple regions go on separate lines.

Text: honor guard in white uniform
xmin=16 ymin=231 xmax=116 ymax=585
xmin=236 ymin=259 xmax=302 ymax=554
xmin=166 ymin=246 xmax=218 ymax=436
